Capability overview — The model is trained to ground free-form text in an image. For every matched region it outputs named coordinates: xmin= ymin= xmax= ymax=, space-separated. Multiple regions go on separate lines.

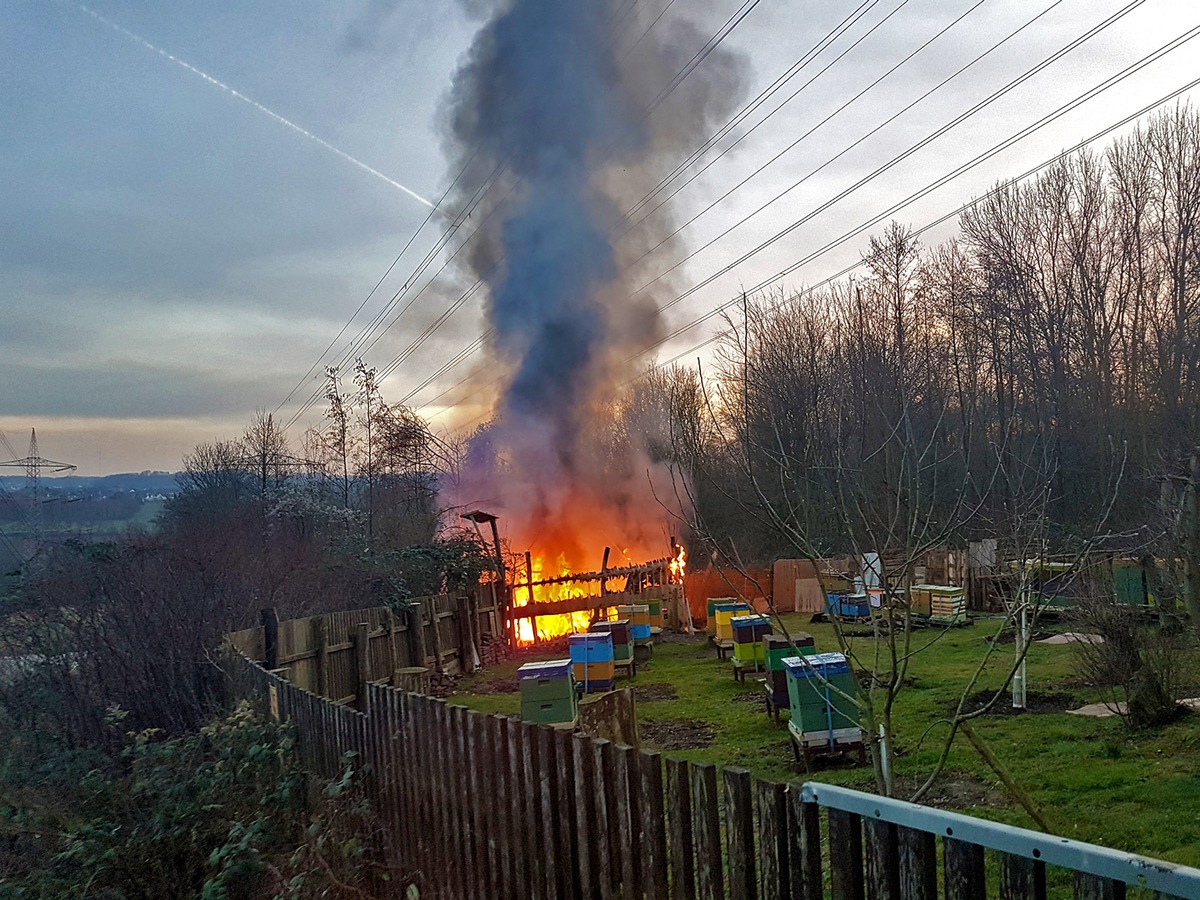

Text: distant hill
xmin=0 ymin=472 xmax=180 ymax=496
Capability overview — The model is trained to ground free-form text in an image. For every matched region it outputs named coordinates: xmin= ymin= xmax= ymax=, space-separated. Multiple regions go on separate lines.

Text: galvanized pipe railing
xmin=802 ymin=782 xmax=1200 ymax=899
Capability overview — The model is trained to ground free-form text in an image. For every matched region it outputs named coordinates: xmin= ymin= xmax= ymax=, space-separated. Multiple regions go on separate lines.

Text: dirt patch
xmin=470 ymin=677 xmax=518 ymax=695
xmin=640 ymin=718 xmax=716 ymax=751
xmin=846 ymin=773 xmax=1008 ymax=810
xmin=732 ymin=690 xmax=764 ymax=704
xmin=957 ymin=689 xmax=1075 ymax=716
xmin=632 ymin=683 xmax=678 ymax=703
xmin=659 ymin=631 xmax=707 ymax=645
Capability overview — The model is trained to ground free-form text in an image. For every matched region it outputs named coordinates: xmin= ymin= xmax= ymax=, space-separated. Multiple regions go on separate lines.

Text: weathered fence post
xmin=427 ymin=597 xmax=445 ymax=673
xmin=313 ymin=616 xmax=329 ymax=697
xmin=943 ymin=838 xmax=985 ymax=900
xmin=353 ymin=622 xmax=370 ymax=713
xmin=667 ymin=758 xmax=696 ymax=900
xmin=723 ymin=768 xmax=756 ymax=900
xmin=827 ymin=808 xmax=864 ymax=900
xmin=692 ymin=762 xmax=725 ymax=900
xmin=261 ymin=607 xmax=279 ymax=670
xmin=407 ymin=601 xmax=428 ymax=668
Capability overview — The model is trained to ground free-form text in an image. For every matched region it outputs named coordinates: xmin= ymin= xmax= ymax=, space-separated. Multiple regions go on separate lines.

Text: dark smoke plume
xmin=444 ymin=0 xmax=747 ymax=557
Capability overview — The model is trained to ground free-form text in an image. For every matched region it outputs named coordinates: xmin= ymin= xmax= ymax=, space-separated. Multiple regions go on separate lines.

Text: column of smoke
xmin=445 ymin=0 xmax=746 ymax=563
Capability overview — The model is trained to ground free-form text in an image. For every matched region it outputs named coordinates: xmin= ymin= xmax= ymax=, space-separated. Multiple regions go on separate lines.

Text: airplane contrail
xmin=78 ymin=4 xmax=438 ymax=211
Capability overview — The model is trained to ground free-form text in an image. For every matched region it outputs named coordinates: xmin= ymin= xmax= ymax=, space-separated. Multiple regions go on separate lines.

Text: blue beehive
xmin=569 ymin=633 xmax=614 ymax=663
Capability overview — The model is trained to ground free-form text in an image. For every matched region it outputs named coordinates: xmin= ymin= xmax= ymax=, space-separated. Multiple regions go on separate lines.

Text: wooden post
xmin=1074 ymin=872 xmax=1126 ymax=900
xmin=407 ymin=601 xmax=428 ymax=668
xmin=640 ymin=750 xmax=670 ymax=900
xmin=755 ymin=780 xmax=788 ymax=900
xmin=313 ymin=616 xmax=329 ymax=698
xmin=383 ymin=608 xmax=399 ymax=677
xmin=352 ymin=622 xmax=370 ymax=713
xmin=864 ymin=818 xmax=899 ymax=900
xmin=592 ymin=739 xmax=614 ymax=900
xmin=666 ymin=758 xmax=696 ymax=900
xmin=827 ymin=808 xmax=864 ymax=900
xmin=601 ymin=546 xmax=611 ymax=598
xmin=261 ymin=607 xmax=279 ymax=670
xmin=526 ymin=550 xmax=538 ymax=644
xmin=723 ymin=768 xmax=755 ymax=900
xmin=456 ymin=595 xmax=477 ymax=675
xmin=614 ymin=745 xmax=640 ymax=899
xmin=999 ymin=854 xmax=1045 ymax=900
xmin=943 ymin=839 xmax=985 ymax=900
xmin=692 ymin=762 xmax=725 ymax=900
xmin=788 ymin=791 xmax=822 ymax=900
xmin=573 ymin=733 xmax=597 ymax=900
xmin=896 ymin=825 xmax=936 ymax=900
xmin=426 ymin=597 xmax=445 ymax=673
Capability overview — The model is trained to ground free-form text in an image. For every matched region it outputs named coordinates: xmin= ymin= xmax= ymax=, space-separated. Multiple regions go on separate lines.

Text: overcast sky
xmin=2 ymin=0 xmax=1196 ymax=475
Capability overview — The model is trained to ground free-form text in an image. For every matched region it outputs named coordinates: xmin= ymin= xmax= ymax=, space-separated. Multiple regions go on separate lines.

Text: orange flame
xmin=669 ymin=545 xmax=687 ymax=584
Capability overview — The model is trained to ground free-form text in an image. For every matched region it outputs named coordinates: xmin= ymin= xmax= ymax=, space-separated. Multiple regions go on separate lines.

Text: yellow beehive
xmin=616 ymin=604 xmax=651 ymax=627
xmin=715 ymin=602 xmax=753 ymax=641
xmin=572 ymin=660 xmax=616 ymax=685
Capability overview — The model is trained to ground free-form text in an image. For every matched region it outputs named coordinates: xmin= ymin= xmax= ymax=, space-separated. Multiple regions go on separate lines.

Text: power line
xmin=416 ymin=0 xmax=1138 ymax=416
xmin=445 ymin=37 xmax=1200 ymax=433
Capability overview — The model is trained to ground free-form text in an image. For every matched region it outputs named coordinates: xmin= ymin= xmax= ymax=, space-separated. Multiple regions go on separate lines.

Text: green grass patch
xmin=453 ymin=615 xmax=1200 ymax=867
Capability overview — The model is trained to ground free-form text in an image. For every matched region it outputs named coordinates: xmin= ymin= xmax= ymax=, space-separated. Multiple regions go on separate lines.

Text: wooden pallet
xmin=732 ymin=656 xmax=766 ymax=682
xmin=712 ymin=638 xmax=735 ymax=660
xmin=788 ymin=721 xmax=867 ymax=771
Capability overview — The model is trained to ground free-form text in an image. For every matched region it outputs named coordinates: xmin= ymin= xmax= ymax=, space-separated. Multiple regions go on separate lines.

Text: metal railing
xmin=803 ymin=782 xmax=1200 ymax=899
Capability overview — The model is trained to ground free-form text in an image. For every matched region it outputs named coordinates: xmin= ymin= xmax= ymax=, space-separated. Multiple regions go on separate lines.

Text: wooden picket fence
xmin=216 ymin=645 xmax=1200 ymax=900
xmin=223 ymin=593 xmax=502 ymax=704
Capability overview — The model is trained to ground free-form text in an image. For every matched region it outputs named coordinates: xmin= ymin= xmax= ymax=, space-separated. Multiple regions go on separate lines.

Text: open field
xmin=453 ymin=614 xmax=1200 ymax=869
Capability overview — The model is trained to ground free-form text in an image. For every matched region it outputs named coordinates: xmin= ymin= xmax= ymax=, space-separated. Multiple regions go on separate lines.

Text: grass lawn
xmin=452 ymin=614 xmax=1200 ymax=869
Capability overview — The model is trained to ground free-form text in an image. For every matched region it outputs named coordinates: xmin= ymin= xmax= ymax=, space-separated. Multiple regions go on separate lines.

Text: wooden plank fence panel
xmin=896 ymin=826 xmax=937 ymax=900
xmin=724 ymin=768 xmax=756 ymax=900
xmin=1074 ymin=873 xmax=1127 ymax=900
xmin=592 ymin=739 xmax=615 ymax=900
xmin=602 ymin=741 xmax=621 ymax=900
xmin=943 ymin=838 xmax=985 ymax=900
xmin=787 ymin=790 xmax=823 ymax=900
xmin=864 ymin=818 xmax=899 ymax=900
xmin=555 ymin=729 xmax=582 ymax=900
xmin=573 ymin=734 xmax=597 ymax=900
xmin=495 ymin=716 xmax=515 ymax=900
xmin=614 ymin=745 xmax=640 ymax=900
xmin=508 ymin=718 xmax=530 ymax=900
xmin=692 ymin=762 xmax=725 ymax=900
xmin=756 ymin=780 xmax=788 ymax=900
xmin=450 ymin=704 xmax=470 ymax=900
xmin=524 ymin=723 xmax=548 ymax=900
xmin=640 ymin=750 xmax=669 ymax=900
xmin=537 ymin=726 xmax=562 ymax=900
xmin=998 ymin=854 xmax=1046 ymax=900
xmin=828 ymin=808 xmax=864 ymax=900
xmin=666 ymin=757 xmax=696 ymax=900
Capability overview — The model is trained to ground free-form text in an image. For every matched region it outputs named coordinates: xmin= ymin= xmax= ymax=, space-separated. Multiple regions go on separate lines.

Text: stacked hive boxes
xmin=618 ymin=604 xmax=653 ymax=646
xmin=784 ymin=652 xmax=860 ymax=737
xmin=589 ymin=618 xmax=632 ymax=666
xmin=764 ymin=633 xmax=815 ymax=708
xmin=645 ymin=599 xmax=666 ymax=631
xmin=518 ymin=660 xmax=576 ymax=724
xmin=826 ymin=593 xmax=870 ymax=620
xmin=706 ymin=597 xmax=734 ymax=636
xmin=927 ymin=585 xmax=966 ymax=624
xmin=569 ymin=632 xmax=615 ymax=692
xmin=731 ymin=614 xmax=773 ymax=666
xmin=714 ymin=601 xmax=753 ymax=641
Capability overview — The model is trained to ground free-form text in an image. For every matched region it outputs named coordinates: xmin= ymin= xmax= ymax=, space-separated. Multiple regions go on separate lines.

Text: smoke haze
xmin=444 ymin=0 xmax=747 ymax=560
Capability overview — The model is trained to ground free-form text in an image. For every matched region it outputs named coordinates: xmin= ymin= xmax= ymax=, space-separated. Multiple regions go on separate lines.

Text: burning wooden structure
xmin=507 ymin=551 xmax=685 ymax=645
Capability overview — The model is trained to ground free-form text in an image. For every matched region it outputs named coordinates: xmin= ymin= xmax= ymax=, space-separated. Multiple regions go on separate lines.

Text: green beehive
xmin=764 ymin=634 xmax=815 ymax=671
xmin=784 ymin=654 xmax=859 ymax=733
xmin=518 ymin=660 xmax=576 ymax=725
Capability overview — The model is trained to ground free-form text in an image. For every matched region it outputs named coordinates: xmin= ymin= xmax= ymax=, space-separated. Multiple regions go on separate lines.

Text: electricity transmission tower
xmin=0 ymin=428 xmax=77 ymax=545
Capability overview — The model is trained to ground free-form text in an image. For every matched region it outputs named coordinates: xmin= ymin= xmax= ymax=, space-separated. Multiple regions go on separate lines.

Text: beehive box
xmin=569 ymin=632 xmax=614 ymax=664
xmin=764 ymin=633 xmax=815 ymax=671
xmin=618 ymin=604 xmax=653 ymax=643
xmin=714 ymin=602 xmax=753 ymax=641
xmin=572 ymin=660 xmax=616 ymax=689
xmin=590 ymin=619 xmax=633 ymax=663
xmin=518 ymin=659 xmax=575 ymax=724
xmin=731 ymin=614 xmax=772 ymax=663
xmin=707 ymin=597 xmax=735 ymax=635
xmin=784 ymin=652 xmax=859 ymax=733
